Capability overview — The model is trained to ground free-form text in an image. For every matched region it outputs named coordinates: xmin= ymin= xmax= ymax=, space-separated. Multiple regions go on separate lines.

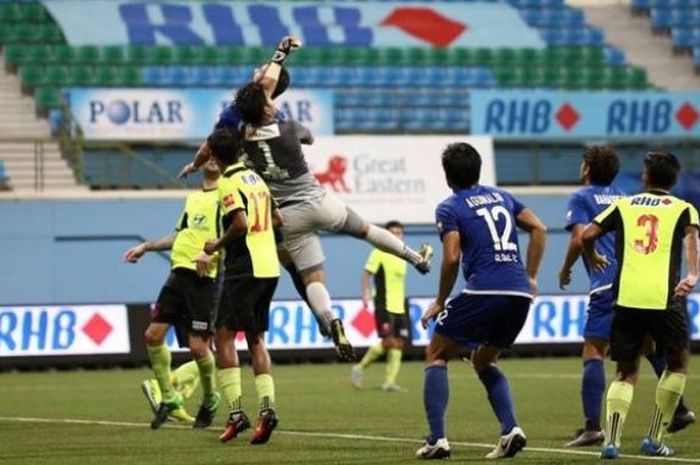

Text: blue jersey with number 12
xmin=436 ymin=185 xmax=531 ymax=298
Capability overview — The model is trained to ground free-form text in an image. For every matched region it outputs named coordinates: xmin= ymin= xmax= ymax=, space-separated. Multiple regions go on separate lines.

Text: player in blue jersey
xmin=416 ymin=143 xmax=547 ymax=460
xmin=558 ymin=147 xmax=695 ymax=447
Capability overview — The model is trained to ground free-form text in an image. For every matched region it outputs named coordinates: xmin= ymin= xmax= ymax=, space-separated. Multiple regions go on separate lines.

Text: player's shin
xmin=147 ymin=344 xmax=176 ymax=401
xmin=582 ymin=358 xmax=606 ymax=431
xmin=359 ymin=342 xmax=385 ymax=369
xmin=305 ymin=282 xmax=334 ymax=333
xmin=605 ymin=381 xmax=634 ymax=448
xmin=385 ymin=348 xmax=402 ymax=385
xmin=649 ymin=371 xmax=686 ymax=442
xmin=195 ymin=351 xmax=217 ymax=401
xmin=478 ymin=366 xmax=519 ymax=435
xmin=423 ymin=365 xmax=449 ymax=442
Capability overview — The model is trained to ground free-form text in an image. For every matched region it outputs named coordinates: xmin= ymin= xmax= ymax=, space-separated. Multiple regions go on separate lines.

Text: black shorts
xmin=217 ymin=275 xmax=278 ymax=334
xmin=153 ymin=269 xmax=218 ymax=346
xmin=375 ymin=307 xmax=410 ymax=339
xmin=610 ymin=302 xmax=689 ymax=363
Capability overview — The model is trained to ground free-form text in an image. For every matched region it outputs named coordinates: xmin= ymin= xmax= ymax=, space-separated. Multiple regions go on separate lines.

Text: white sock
xmin=365 ymin=225 xmax=421 ymax=265
xmin=305 ymin=282 xmax=335 ymax=332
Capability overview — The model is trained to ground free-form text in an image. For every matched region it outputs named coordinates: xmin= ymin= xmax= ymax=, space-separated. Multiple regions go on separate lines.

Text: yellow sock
xmin=195 ymin=351 xmax=217 ymax=401
xmin=218 ymin=367 xmax=242 ymax=412
xmin=171 ymin=360 xmax=200 ymax=399
xmin=359 ymin=343 xmax=385 ymax=369
xmin=147 ymin=344 xmax=175 ymax=402
xmin=385 ymin=348 xmax=402 ymax=385
xmin=605 ymin=381 xmax=634 ymax=448
xmin=255 ymin=373 xmax=275 ymax=411
xmin=649 ymin=371 xmax=686 ymax=442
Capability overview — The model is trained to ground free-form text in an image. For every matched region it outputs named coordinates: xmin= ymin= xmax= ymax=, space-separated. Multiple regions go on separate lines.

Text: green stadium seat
xmin=448 ymin=48 xmax=473 ymax=66
xmin=542 ymin=48 xmax=564 ymax=67
xmin=22 ymin=3 xmax=49 ymax=23
xmin=45 ymin=65 xmax=71 ymax=86
xmin=494 ymin=48 xmax=517 ymax=68
xmin=154 ymin=46 xmax=175 ymax=65
xmin=245 ymin=46 xmax=268 ymax=64
xmin=514 ymin=48 xmax=540 ymax=66
xmin=317 ymin=47 xmax=343 ymax=66
xmin=361 ymin=48 xmax=382 ymax=66
xmin=474 ymin=48 xmax=494 ymax=66
xmin=35 ymin=87 xmax=62 ymax=110
xmin=119 ymin=66 xmax=142 ymax=86
xmin=628 ymin=67 xmax=648 ymax=89
xmin=602 ymin=68 xmax=629 ymax=89
xmin=3 ymin=44 xmax=28 ymax=65
xmin=583 ymin=46 xmax=606 ymax=66
xmin=221 ymin=46 xmax=245 ymax=65
xmin=95 ymin=66 xmax=119 ymax=86
xmin=406 ymin=47 xmax=429 ymax=66
xmin=71 ymin=66 xmax=96 ymax=85
xmin=14 ymin=23 xmax=42 ymax=43
xmin=0 ymin=3 xmax=22 ymax=22
xmin=339 ymin=47 xmax=365 ymax=66
xmin=73 ymin=46 xmax=100 ymax=64
xmin=518 ymin=67 xmax=544 ymax=87
xmin=581 ymin=69 xmax=605 ymax=90
xmin=20 ymin=65 xmax=46 ymax=87
xmin=495 ymin=67 xmax=517 ymax=86
xmin=559 ymin=68 xmax=587 ymax=90
xmin=38 ymin=23 xmax=63 ymax=43
xmin=542 ymin=66 xmax=563 ymax=87
xmin=50 ymin=45 xmax=75 ymax=64
xmin=201 ymin=46 xmax=221 ymax=65
xmin=101 ymin=46 xmax=126 ymax=65
xmin=175 ymin=45 xmax=203 ymax=65
xmin=428 ymin=48 xmax=451 ymax=66
xmin=379 ymin=47 xmax=404 ymax=66
xmin=128 ymin=45 xmax=155 ymax=65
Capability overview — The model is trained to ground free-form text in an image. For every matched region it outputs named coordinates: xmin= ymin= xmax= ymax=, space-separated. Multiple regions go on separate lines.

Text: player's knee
xmin=665 ymin=349 xmax=689 ymax=373
xmin=189 ymin=336 xmax=210 ymax=358
xmin=144 ymin=326 xmax=164 ymax=347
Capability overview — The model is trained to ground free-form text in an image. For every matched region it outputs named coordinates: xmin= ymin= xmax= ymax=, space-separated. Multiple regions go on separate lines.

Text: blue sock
xmin=581 ymin=358 xmax=605 ymax=431
xmin=646 ymin=353 xmax=666 ymax=378
xmin=478 ymin=366 xmax=518 ymax=435
xmin=423 ymin=365 xmax=449 ymax=442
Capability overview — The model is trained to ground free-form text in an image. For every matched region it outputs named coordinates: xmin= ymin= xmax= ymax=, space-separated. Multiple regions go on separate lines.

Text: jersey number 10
xmin=476 ymin=206 xmax=518 ymax=252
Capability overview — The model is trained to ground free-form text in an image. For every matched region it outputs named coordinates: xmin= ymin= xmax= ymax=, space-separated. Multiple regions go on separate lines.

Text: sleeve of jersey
xmin=435 ymin=202 xmax=458 ymax=240
xmin=592 ymin=203 xmax=619 ymax=234
xmin=219 ymin=183 xmax=245 ymax=217
xmin=364 ymin=249 xmax=381 ymax=274
xmin=174 ymin=205 xmax=187 ymax=232
xmin=565 ymin=194 xmax=588 ymax=231
xmin=685 ymin=204 xmax=700 ymax=231
xmin=214 ymin=106 xmax=240 ymax=131
xmin=508 ymin=192 xmax=526 ymax=217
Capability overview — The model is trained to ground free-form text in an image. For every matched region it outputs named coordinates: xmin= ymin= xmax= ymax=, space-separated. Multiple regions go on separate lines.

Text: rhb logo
xmin=89 ymin=99 xmax=183 ymax=125
xmin=314 ymin=155 xmax=350 ymax=193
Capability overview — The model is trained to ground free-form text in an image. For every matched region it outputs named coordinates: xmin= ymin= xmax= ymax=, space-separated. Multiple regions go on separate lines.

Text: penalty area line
xmin=0 ymin=416 xmax=699 ymax=463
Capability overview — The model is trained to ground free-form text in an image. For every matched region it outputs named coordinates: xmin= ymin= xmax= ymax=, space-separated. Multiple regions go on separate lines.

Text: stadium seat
xmin=72 ymin=46 xmax=101 ymax=65
xmin=35 ymin=87 xmax=62 ymax=110
xmin=71 ymin=66 xmax=96 ymax=86
xmin=101 ymin=46 xmax=126 ymax=65
xmin=20 ymin=65 xmax=46 ymax=87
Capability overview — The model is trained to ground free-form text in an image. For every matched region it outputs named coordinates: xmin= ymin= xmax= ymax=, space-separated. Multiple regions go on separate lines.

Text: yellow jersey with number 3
xmin=593 ymin=191 xmax=699 ymax=310
xmin=218 ymin=162 xmax=280 ymax=278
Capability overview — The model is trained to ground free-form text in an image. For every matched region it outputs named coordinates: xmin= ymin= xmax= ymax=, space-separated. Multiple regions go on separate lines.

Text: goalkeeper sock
xmin=605 ymin=381 xmax=634 ymax=448
xmin=649 ymin=371 xmax=686 ymax=443
xmin=366 ymin=225 xmax=422 ymax=265
xmin=359 ymin=342 xmax=385 ymax=369
xmin=147 ymin=344 xmax=176 ymax=403
xmin=219 ymin=367 xmax=242 ymax=412
xmin=385 ymin=348 xmax=402 ymax=385
xmin=171 ymin=360 xmax=200 ymax=399
xmin=195 ymin=351 xmax=217 ymax=402
xmin=255 ymin=373 xmax=275 ymax=411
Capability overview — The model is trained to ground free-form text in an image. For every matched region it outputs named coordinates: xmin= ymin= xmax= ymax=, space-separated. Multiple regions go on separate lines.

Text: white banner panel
xmin=302 ymin=135 xmax=496 ymax=224
xmin=0 ymin=305 xmax=130 ymax=357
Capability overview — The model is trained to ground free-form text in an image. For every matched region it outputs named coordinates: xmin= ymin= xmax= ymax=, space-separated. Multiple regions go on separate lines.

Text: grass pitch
xmin=1 ymin=356 xmax=700 ymax=464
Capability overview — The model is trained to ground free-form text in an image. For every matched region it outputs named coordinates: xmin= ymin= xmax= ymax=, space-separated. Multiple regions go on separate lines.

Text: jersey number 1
xmin=476 ymin=206 xmax=517 ymax=251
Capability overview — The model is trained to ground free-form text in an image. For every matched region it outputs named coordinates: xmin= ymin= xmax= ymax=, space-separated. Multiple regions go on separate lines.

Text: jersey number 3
xmin=476 ymin=206 xmax=517 ymax=251
xmin=634 ymin=214 xmax=659 ymax=255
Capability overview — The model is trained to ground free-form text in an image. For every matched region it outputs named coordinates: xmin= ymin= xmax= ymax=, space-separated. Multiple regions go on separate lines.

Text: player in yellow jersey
xmin=582 ymin=152 xmax=699 ymax=459
xmin=124 ymin=157 xmax=222 ymax=429
xmin=352 ymin=220 xmax=410 ymax=392
xmin=201 ymin=128 xmax=281 ymax=445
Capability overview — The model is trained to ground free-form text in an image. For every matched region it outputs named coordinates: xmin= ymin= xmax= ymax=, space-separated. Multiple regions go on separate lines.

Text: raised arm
xmin=123 ymin=233 xmax=177 ymax=263
xmin=516 ymin=208 xmax=547 ymax=296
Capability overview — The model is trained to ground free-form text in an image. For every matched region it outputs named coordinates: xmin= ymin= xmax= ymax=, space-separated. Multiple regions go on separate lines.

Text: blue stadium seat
xmin=632 ymin=0 xmax=652 ymax=8
xmin=604 ymin=46 xmax=627 ymax=66
xmin=693 ymin=47 xmax=700 ymax=67
xmin=671 ymin=28 xmax=696 ymax=48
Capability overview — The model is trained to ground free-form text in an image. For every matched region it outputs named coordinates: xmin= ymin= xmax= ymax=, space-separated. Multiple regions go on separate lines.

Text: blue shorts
xmin=584 ymin=289 xmax=614 ymax=341
xmin=434 ymin=293 xmax=531 ymax=349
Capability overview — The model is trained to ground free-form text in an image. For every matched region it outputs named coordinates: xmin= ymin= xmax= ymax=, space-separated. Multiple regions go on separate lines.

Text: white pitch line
xmin=0 ymin=416 xmax=699 ymax=463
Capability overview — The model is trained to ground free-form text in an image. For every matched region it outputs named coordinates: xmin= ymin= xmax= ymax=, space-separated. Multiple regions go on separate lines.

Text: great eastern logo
xmin=314 ymin=155 xmax=351 ymax=193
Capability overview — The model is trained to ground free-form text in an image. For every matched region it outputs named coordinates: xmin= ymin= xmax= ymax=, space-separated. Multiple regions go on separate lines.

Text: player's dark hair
xmin=271 ymin=66 xmax=290 ymax=99
xmin=207 ymin=128 xmax=241 ymax=166
xmin=385 ymin=220 xmax=403 ymax=231
xmin=235 ymin=82 xmax=267 ymax=127
xmin=582 ymin=146 xmax=619 ymax=186
xmin=441 ymin=142 xmax=481 ymax=189
xmin=644 ymin=151 xmax=681 ymax=190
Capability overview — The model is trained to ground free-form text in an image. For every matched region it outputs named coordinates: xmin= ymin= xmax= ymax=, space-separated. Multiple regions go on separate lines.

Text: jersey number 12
xmin=476 ymin=206 xmax=517 ymax=251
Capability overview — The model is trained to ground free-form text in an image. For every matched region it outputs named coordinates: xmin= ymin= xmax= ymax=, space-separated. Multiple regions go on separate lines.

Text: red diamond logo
xmin=235 ymin=331 xmax=245 ymax=342
xmin=381 ymin=7 xmax=467 ymax=47
xmin=82 ymin=313 xmax=113 ymax=345
xmin=662 ymin=198 xmax=672 ymax=205
xmin=675 ymin=102 xmax=698 ymax=130
xmin=351 ymin=307 xmax=376 ymax=339
xmin=556 ymin=103 xmax=580 ymax=131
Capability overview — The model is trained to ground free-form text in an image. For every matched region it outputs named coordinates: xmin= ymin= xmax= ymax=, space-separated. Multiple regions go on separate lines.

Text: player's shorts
xmin=583 ymin=289 xmax=614 ymax=340
xmin=375 ymin=307 xmax=410 ymax=339
xmin=280 ymin=191 xmax=349 ymax=273
xmin=217 ymin=275 xmax=279 ymax=334
xmin=610 ymin=300 xmax=689 ymax=363
xmin=434 ymin=293 xmax=531 ymax=349
xmin=152 ymin=268 xmax=218 ymax=346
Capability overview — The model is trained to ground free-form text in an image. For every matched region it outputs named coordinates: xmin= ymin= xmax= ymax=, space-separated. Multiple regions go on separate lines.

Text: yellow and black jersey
xmin=594 ymin=190 xmax=700 ymax=310
xmin=218 ymin=162 xmax=280 ymax=279
xmin=365 ymin=249 xmax=407 ymax=314
xmin=171 ymin=188 xmax=221 ymax=278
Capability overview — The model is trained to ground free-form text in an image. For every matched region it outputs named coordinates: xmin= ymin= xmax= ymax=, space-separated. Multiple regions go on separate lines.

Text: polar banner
xmin=410 ymin=294 xmax=700 ymax=345
xmin=43 ymin=1 xmax=545 ymax=49
xmin=471 ymin=89 xmax=700 ymax=141
xmin=302 ymin=136 xmax=496 ymax=224
xmin=67 ymin=87 xmax=334 ymax=141
xmin=0 ymin=305 xmax=130 ymax=357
